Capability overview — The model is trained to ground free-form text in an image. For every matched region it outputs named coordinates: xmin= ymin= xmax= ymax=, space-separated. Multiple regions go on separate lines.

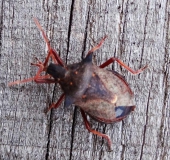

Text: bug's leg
xmin=80 ymin=109 xmax=113 ymax=151
xmin=8 ymin=63 xmax=54 ymax=86
xmin=8 ymin=62 xmax=43 ymax=86
xmin=100 ymin=57 xmax=148 ymax=74
xmin=33 ymin=18 xmax=51 ymax=53
xmin=9 ymin=18 xmax=65 ymax=86
xmin=34 ymin=75 xmax=57 ymax=83
xmin=87 ymin=36 xmax=107 ymax=56
xmin=34 ymin=18 xmax=66 ymax=68
xmin=8 ymin=75 xmax=54 ymax=86
xmin=8 ymin=77 xmax=37 ymax=86
xmin=45 ymin=93 xmax=65 ymax=113
xmin=44 ymin=49 xmax=66 ymax=67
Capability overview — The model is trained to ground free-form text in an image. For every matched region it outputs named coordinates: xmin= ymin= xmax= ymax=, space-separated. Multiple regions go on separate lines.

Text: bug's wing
xmin=110 ymin=70 xmax=133 ymax=95
xmin=115 ymin=106 xmax=135 ymax=118
xmin=64 ymin=95 xmax=75 ymax=107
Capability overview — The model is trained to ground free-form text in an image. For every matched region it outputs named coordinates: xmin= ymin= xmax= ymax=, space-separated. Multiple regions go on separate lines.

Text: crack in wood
xmin=81 ymin=5 xmax=90 ymax=59
xmin=140 ymin=0 xmax=149 ymax=68
xmin=69 ymin=106 xmax=77 ymax=160
xmin=158 ymin=5 xmax=170 ymax=159
xmin=0 ymin=0 xmax=3 ymax=56
xmin=66 ymin=0 xmax=75 ymax=64
xmin=8 ymin=2 xmax=19 ymax=156
xmin=119 ymin=0 xmax=129 ymax=58
xmin=120 ymin=120 xmax=125 ymax=160
xmin=45 ymin=110 xmax=53 ymax=160
xmin=139 ymin=79 xmax=152 ymax=160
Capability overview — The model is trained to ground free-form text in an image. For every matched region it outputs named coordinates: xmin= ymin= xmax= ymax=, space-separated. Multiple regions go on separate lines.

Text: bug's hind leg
xmin=100 ymin=57 xmax=147 ymax=74
xmin=80 ymin=109 xmax=113 ymax=151
xmin=45 ymin=93 xmax=65 ymax=113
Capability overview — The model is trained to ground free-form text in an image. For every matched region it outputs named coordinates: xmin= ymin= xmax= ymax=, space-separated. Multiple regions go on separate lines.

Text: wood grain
xmin=0 ymin=0 xmax=169 ymax=159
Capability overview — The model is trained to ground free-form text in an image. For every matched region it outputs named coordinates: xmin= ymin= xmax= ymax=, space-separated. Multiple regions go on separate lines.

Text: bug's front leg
xmin=34 ymin=18 xmax=66 ymax=68
xmin=100 ymin=57 xmax=147 ymax=74
xmin=8 ymin=60 xmax=56 ymax=86
xmin=80 ymin=109 xmax=113 ymax=151
xmin=8 ymin=18 xmax=65 ymax=86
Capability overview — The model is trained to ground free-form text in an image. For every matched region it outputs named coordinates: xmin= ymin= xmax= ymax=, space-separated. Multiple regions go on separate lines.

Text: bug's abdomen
xmin=75 ymin=66 xmax=135 ymax=123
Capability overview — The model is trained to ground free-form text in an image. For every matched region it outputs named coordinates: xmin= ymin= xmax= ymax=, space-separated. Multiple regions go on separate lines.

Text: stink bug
xmin=9 ymin=18 xmax=147 ymax=151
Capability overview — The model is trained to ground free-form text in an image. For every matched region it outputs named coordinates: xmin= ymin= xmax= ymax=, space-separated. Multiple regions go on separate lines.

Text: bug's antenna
xmin=87 ymin=36 xmax=107 ymax=56
xmin=33 ymin=18 xmax=51 ymax=52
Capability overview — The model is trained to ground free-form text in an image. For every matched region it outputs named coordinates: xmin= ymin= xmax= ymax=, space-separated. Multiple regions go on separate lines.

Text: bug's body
xmin=9 ymin=18 xmax=147 ymax=151
xmin=47 ymin=54 xmax=135 ymax=124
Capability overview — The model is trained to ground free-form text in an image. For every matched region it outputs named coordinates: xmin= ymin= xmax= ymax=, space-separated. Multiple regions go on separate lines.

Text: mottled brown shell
xmin=75 ymin=65 xmax=135 ymax=123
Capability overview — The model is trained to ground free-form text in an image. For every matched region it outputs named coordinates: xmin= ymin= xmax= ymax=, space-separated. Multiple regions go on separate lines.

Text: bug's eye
xmin=115 ymin=106 xmax=135 ymax=118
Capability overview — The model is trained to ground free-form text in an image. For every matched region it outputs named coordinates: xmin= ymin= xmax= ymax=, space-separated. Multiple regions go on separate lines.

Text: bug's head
xmin=47 ymin=63 xmax=66 ymax=79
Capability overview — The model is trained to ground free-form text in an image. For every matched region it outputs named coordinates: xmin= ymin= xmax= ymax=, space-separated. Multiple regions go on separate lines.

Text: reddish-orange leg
xmin=82 ymin=36 xmax=147 ymax=150
xmin=100 ymin=57 xmax=147 ymax=74
xmin=33 ymin=18 xmax=66 ymax=68
xmin=33 ymin=18 xmax=66 ymax=113
xmin=45 ymin=93 xmax=65 ymax=113
xmin=87 ymin=36 xmax=107 ymax=56
xmin=80 ymin=109 xmax=112 ymax=151
xmin=9 ymin=18 xmax=66 ymax=113
xmin=81 ymin=36 xmax=113 ymax=150
xmin=8 ymin=62 xmax=55 ymax=86
xmin=86 ymin=36 xmax=147 ymax=73
xmin=9 ymin=18 xmax=66 ymax=86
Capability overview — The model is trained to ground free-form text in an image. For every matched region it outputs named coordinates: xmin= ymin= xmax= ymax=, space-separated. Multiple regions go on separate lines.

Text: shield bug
xmin=9 ymin=18 xmax=147 ymax=151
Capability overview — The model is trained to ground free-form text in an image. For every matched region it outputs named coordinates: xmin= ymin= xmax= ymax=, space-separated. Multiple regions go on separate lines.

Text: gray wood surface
xmin=0 ymin=0 xmax=170 ymax=159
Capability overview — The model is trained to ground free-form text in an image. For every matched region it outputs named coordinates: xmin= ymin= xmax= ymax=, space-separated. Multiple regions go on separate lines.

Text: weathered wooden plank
xmin=0 ymin=0 xmax=169 ymax=160
xmin=0 ymin=0 xmax=73 ymax=159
